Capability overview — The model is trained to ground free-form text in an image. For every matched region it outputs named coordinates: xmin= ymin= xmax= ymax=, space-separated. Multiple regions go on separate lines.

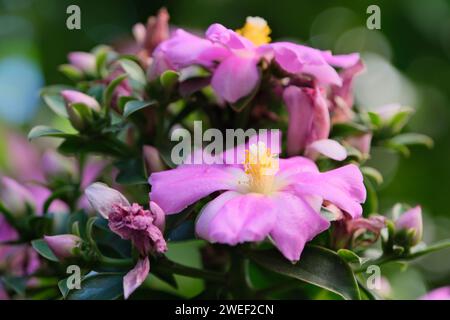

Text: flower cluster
xmin=0 ymin=8 xmax=447 ymax=300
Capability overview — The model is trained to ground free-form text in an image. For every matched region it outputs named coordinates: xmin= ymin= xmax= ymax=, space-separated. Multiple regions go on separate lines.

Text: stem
xmin=99 ymin=255 xmax=134 ymax=268
xmin=227 ymin=249 xmax=252 ymax=299
xmin=355 ymin=254 xmax=396 ymax=273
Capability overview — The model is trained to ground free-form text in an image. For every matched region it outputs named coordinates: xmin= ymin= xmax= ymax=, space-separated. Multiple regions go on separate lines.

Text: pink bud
xmin=68 ymin=52 xmax=96 ymax=73
xmin=44 ymin=234 xmax=81 ymax=259
xmin=61 ymin=90 xmax=100 ymax=112
xmin=346 ymin=133 xmax=372 ymax=156
xmin=395 ymin=206 xmax=423 ymax=245
xmin=0 ymin=177 xmax=36 ymax=216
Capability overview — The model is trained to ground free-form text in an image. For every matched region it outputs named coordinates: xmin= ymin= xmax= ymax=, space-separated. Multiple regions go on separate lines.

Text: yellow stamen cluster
xmin=236 ymin=16 xmax=271 ymax=46
xmin=243 ymin=142 xmax=279 ymax=194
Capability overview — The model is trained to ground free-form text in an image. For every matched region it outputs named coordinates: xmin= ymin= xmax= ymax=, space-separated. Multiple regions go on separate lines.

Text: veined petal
xmin=269 ymin=192 xmax=330 ymax=262
xmin=291 ymin=164 xmax=366 ymax=218
xmin=211 ymin=52 xmax=260 ymax=103
xmin=206 ymin=193 xmax=276 ymax=245
xmin=306 ymin=139 xmax=347 ymax=161
xmin=85 ymin=183 xmax=130 ymax=219
xmin=272 ymin=42 xmax=341 ymax=86
xmin=206 ymin=23 xmax=254 ymax=49
xmin=123 ymin=257 xmax=150 ymax=299
xmin=149 ymin=165 xmax=245 ymax=215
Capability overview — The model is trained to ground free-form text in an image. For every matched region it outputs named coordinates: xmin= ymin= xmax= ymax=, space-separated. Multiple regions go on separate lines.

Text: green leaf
xmin=1 ymin=276 xmax=27 ymax=295
xmin=119 ymin=59 xmax=146 ymax=86
xmin=42 ymin=94 xmax=69 ymax=118
xmin=337 ymin=249 xmax=362 ymax=265
xmin=103 ymin=74 xmax=127 ymax=109
xmin=367 ymin=111 xmax=382 ymax=128
xmin=361 ymin=166 xmax=384 ymax=185
xmin=65 ymin=273 xmax=124 ymax=300
xmin=160 ymin=70 xmax=179 ymax=89
xmin=28 ymin=126 xmax=73 ymax=140
xmin=247 ymin=245 xmax=361 ymax=300
xmin=123 ymin=100 xmax=157 ymax=118
xmin=331 ymin=122 xmax=369 ymax=137
xmin=388 ymin=107 xmax=414 ymax=134
xmin=388 ymin=133 xmax=434 ymax=149
xmin=58 ymin=64 xmax=83 ymax=81
xmin=31 ymin=239 xmax=59 ymax=262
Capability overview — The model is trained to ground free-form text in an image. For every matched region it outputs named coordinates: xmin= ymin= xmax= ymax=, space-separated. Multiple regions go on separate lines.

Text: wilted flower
xmin=150 ymin=135 xmax=366 ymax=262
xmin=44 ymin=234 xmax=82 ymax=260
xmin=85 ymin=183 xmax=167 ymax=299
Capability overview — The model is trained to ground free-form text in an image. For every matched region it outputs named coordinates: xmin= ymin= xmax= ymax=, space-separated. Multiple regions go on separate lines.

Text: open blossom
xmin=85 ymin=183 xmax=167 ymax=299
xmin=150 ymin=136 xmax=366 ymax=262
xmin=151 ymin=17 xmax=359 ymax=103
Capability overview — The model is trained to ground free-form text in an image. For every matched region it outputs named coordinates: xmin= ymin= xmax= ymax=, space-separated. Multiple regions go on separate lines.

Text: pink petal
xmin=0 ymin=215 xmax=19 ymax=243
xmin=269 ymin=192 xmax=330 ymax=262
xmin=306 ymin=139 xmax=347 ymax=161
xmin=272 ymin=42 xmax=341 ymax=86
xmin=420 ymin=286 xmax=450 ymax=300
xmin=206 ymin=23 xmax=254 ymax=49
xmin=80 ymin=158 xmax=106 ymax=189
xmin=290 ymin=164 xmax=366 ymax=219
xmin=123 ymin=257 xmax=150 ymax=299
xmin=149 ymin=201 xmax=165 ymax=232
xmin=61 ymin=90 xmax=100 ymax=112
xmin=85 ymin=183 xmax=130 ymax=219
xmin=211 ymin=52 xmax=260 ymax=103
xmin=321 ymin=51 xmax=360 ymax=68
xmin=395 ymin=206 xmax=422 ymax=244
xmin=149 ymin=165 xmax=244 ymax=214
xmin=206 ymin=193 xmax=276 ymax=245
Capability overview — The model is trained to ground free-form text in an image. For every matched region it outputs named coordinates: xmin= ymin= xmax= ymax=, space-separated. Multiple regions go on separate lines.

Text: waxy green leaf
xmin=248 ymin=245 xmax=361 ymax=300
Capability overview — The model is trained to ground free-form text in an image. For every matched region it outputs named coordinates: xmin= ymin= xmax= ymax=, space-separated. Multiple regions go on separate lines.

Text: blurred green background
xmin=0 ymin=0 xmax=449 ymax=298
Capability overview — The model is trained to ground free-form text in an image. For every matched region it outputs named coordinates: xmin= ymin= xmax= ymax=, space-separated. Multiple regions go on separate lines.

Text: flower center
xmin=236 ymin=16 xmax=271 ymax=46
xmin=243 ymin=142 xmax=278 ymax=194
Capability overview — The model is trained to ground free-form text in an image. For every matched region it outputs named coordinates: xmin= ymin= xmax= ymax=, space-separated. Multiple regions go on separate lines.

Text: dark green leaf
xmin=115 ymin=158 xmax=147 ymax=185
xmin=103 ymin=74 xmax=127 ymax=109
xmin=28 ymin=126 xmax=74 ymax=141
xmin=331 ymin=122 xmax=369 ymax=137
xmin=123 ymin=100 xmax=157 ymax=118
xmin=119 ymin=59 xmax=146 ymax=86
xmin=66 ymin=273 xmax=124 ymax=300
xmin=247 ymin=245 xmax=360 ymax=300
xmin=1 ymin=276 xmax=27 ymax=295
xmin=31 ymin=239 xmax=59 ymax=262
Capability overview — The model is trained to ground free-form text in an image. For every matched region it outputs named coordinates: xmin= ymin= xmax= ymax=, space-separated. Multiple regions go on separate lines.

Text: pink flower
xmin=395 ymin=206 xmax=423 ymax=246
xmin=420 ymin=286 xmax=450 ymax=300
xmin=151 ymin=17 xmax=359 ymax=104
xmin=150 ymin=137 xmax=366 ymax=262
xmin=44 ymin=235 xmax=82 ymax=260
xmin=0 ymin=244 xmax=40 ymax=276
xmin=85 ymin=182 xmax=167 ymax=299
xmin=0 ymin=282 xmax=9 ymax=300
xmin=0 ymin=215 xmax=19 ymax=243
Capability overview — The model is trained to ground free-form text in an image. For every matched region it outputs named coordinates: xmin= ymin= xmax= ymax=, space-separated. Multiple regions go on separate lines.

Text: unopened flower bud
xmin=44 ymin=234 xmax=82 ymax=260
xmin=395 ymin=206 xmax=423 ymax=246
xmin=68 ymin=52 xmax=96 ymax=73
xmin=0 ymin=177 xmax=35 ymax=216
xmin=61 ymin=90 xmax=101 ymax=130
